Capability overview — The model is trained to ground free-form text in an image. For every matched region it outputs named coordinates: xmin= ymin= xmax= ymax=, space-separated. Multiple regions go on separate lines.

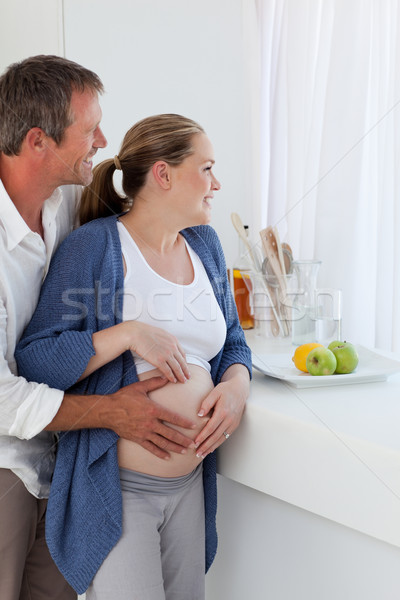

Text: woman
xmin=16 ymin=114 xmax=251 ymax=599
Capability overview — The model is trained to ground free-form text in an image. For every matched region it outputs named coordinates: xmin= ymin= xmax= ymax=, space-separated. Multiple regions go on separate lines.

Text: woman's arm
xmin=79 ymin=321 xmax=190 ymax=383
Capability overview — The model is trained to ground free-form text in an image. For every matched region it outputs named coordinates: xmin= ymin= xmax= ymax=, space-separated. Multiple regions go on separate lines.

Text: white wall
xmin=0 ymin=0 xmax=63 ymax=70
xmin=0 ymin=0 xmax=253 ymax=269
xmin=63 ymin=0 xmax=252 ymax=268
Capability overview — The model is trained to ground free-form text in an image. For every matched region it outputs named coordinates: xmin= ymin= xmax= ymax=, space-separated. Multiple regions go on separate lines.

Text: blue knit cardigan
xmin=16 ymin=216 xmax=252 ymax=594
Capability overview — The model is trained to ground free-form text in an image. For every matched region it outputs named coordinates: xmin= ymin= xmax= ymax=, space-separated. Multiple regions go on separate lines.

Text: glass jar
xmin=291 ymin=260 xmax=321 ymax=345
xmin=232 ymin=227 xmax=254 ymax=330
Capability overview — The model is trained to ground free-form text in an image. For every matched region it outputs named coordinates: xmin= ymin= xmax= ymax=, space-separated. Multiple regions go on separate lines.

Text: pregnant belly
xmin=117 ymin=364 xmax=214 ymax=477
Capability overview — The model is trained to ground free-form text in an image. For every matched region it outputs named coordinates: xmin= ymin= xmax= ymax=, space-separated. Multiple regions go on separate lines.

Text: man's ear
xmin=24 ymin=127 xmax=48 ymax=154
xmin=152 ymin=161 xmax=172 ymax=189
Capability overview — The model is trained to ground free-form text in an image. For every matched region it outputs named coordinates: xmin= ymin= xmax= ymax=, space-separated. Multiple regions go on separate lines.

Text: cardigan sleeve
xmin=15 ymin=223 xmax=113 ymax=391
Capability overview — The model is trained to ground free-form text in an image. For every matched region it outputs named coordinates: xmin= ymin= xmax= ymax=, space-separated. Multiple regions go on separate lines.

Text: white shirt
xmin=0 ymin=181 xmax=81 ymax=498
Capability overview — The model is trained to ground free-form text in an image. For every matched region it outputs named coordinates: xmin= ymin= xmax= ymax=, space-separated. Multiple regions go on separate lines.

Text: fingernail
xmin=197 ymin=409 xmax=204 ymax=417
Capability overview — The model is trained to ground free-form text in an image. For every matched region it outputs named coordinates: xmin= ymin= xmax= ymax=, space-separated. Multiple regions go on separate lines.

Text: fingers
xmin=140 ymin=434 xmax=193 ymax=461
xmin=194 ymin=387 xmax=244 ymax=457
xmin=172 ymin=341 xmax=191 ymax=381
xmin=197 ymin=388 xmax=219 ymax=418
xmin=163 ymin=344 xmax=190 ymax=383
xmin=151 ymin=402 xmax=197 ymax=431
xmin=128 ymin=420 xmax=197 ymax=460
xmin=129 ymin=323 xmax=190 ymax=383
xmin=157 ymin=352 xmax=190 ymax=384
xmin=138 ymin=376 xmax=169 ymax=392
xmin=140 ymin=439 xmax=170 ymax=461
xmin=194 ymin=414 xmax=234 ymax=458
xmin=196 ymin=431 xmax=231 ymax=459
xmin=149 ymin=430 xmax=195 ymax=454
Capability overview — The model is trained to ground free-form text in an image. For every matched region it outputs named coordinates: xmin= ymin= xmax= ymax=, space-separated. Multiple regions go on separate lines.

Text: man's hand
xmin=47 ymin=377 xmax=197 ymax=460
xmin=107 ymin=377 xmax=197 ymax=459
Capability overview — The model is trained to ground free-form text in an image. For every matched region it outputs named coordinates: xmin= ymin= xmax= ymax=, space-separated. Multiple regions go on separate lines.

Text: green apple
xmin=306 ymin=347 xmax=337 ymax=376
xmin=329 ymin=341 xmax=359 ymax=374
xmin=327 ymin=340 xmax=343 ymax=352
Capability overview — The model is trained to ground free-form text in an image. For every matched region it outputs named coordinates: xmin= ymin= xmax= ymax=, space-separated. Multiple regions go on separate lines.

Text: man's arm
xmin=45 ymin=378 xmax=197 ymax=460
xmin=2 ymin=292 xmax=196 ymax=457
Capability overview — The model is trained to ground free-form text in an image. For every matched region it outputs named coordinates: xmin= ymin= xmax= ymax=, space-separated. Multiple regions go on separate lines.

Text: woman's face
xmin=171 ymin=133 xmax=221 ymax=226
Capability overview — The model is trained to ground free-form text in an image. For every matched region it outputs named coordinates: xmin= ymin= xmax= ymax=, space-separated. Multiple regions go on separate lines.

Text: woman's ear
xmin=152 ymin=161 xmax=171 ymax=189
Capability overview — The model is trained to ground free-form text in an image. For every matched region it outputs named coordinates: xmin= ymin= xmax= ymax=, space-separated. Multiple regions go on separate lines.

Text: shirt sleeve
xmin=15 ymin=248 xmax=97 ymax=392
xmin=0 ymin=297 xmax=64 ymax=440
xmin=15 ymin=224 xmax=109 ymax=393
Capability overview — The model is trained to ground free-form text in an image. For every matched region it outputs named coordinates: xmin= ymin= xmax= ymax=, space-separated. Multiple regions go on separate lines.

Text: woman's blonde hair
xmin=79 ymin=113 xmax=205 ymax=225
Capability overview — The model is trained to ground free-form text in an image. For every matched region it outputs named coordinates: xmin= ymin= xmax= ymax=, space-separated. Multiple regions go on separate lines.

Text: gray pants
xmin=0 ymin=468 xmax=76 ymax=600
xmin=87 ymin=464 xmax=205 ymax=600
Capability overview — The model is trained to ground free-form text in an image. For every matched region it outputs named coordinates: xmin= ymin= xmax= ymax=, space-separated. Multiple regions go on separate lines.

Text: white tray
xmin=252 ymin=345 xmax=400 ymax=388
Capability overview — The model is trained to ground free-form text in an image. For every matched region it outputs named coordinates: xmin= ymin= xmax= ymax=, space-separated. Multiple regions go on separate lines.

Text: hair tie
xmin=114 ymin=155 xmax=122 ymax=170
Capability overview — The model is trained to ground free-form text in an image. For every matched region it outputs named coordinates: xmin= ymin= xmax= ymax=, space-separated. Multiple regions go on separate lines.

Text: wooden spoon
xmin=273 ymin=227 xmax=288 ymax=277
xmin=281 ymin=242 xmax=293 ymax=274
xmin=260 ymin=227 xmax=290 ymax=335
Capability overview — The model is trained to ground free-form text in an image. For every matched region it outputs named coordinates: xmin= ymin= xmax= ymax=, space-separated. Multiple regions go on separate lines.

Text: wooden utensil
xmin=230 ymin=213 xmax=261 ymax=271
xmin=260 ymin=227 xmax=290 ymax=335
xmin=230 ymin=214 xmax=282 ymax=335
xmin=273 ymin=227 xmax=288 ymax=276
xmin=260 ymin=258 xmax=282 ymax=336
xmin=281 ymin=242 xmax=293 ymax=274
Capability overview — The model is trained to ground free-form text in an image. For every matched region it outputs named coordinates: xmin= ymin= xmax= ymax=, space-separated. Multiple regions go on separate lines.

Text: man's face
xmin=47 ymin=89 xmax=107 ymax=186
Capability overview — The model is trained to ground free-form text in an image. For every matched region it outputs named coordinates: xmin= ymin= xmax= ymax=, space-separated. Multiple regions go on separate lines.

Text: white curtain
xmin=245 ymin=0 xmax=400 ymax=351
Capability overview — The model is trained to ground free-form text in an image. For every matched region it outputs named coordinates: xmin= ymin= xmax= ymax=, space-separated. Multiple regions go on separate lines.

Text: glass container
xmin=291 ymin=260 xmax=321 ymax=345
xmin=233 ymin=227 xmax=254 ymax=330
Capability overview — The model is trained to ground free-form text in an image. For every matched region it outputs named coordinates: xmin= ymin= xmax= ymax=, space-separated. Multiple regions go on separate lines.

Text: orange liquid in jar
xmin=233 ymin=269 xmax=254 ymax=329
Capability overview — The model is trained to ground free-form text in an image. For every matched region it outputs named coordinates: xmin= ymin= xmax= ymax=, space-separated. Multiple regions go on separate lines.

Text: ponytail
xmin=79 ymin=159 xmax=130 ymax=225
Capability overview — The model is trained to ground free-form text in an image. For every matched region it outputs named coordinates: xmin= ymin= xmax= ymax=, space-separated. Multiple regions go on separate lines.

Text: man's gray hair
xmin=0 ymin=55 xmax=104 ymax=156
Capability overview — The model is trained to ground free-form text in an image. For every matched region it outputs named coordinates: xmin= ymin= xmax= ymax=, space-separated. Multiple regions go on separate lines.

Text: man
xmin=0 ymin=55 xmax=196 ymax=600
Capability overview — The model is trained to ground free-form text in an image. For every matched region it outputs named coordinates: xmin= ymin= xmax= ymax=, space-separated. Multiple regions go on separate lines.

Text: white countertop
xmin=217 ymin=332 xmax=400 ymax=548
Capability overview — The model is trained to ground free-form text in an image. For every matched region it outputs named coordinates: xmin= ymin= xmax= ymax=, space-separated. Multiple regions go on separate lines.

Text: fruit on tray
xmin=306 ymin=347 xmax=337 ymax=376
xmin=328 ymin=341 xmax=359 ymax=374
xmin=292 ymin=340 xmax=359 ymax=376
xmin=292 ymin=342 xmax=323 ymax=372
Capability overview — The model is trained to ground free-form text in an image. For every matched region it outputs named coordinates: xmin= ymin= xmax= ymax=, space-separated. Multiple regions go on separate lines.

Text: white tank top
xmin=117 ymin=221 xmax=227 ymax=374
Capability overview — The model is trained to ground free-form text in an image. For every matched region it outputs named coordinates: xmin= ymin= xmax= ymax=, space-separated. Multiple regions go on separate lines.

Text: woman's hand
xmin=193 ymin=364 xmax=250 ymax=458
xmin=127 ymin=321 xmax=190 ymax=383
xmin=78 ymin=321 xmax=190 ymax=383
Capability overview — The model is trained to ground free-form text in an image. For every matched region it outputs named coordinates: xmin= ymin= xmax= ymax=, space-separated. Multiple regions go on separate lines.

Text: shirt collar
xmin=0 ymin=180 xmax=62 ymax=251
